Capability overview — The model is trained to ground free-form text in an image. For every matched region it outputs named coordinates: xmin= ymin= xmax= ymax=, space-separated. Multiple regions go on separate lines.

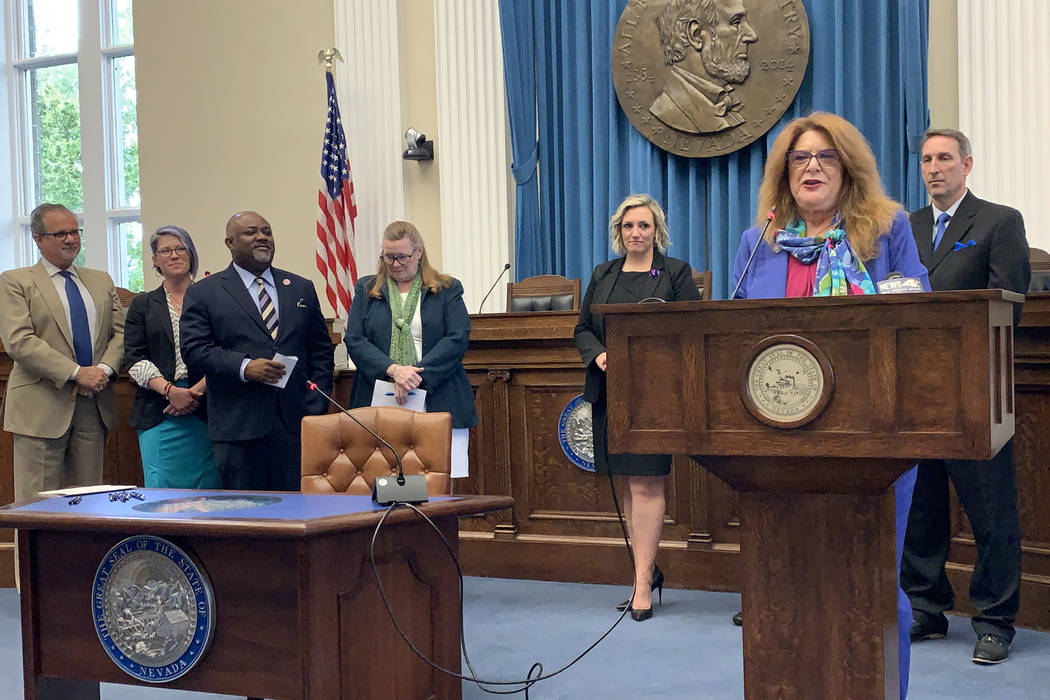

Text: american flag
xmin=316 ymin=70 xmax=358 ymax=320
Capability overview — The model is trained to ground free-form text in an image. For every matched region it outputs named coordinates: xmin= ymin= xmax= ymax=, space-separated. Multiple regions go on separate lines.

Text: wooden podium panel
xmin=0 ymin=491 xmax=512 ymax=700
xmin=598 ymin=290 xmax=1020 ymax=700
xmin=600 ymin=291 xmax=1018 ymax=461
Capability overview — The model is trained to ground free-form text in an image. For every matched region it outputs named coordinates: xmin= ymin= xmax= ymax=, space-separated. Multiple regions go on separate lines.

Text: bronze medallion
xmin=739 ymin=334 xmax=833 ymax=429
xmin=612 ymin=0 xmax=810 ymax=158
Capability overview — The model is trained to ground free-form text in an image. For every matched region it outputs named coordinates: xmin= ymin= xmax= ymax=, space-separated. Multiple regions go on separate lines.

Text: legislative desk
xmin=1 ymin=490 xmax=512 ymax=699
xmin=2 ymin=302 xmax=1049 ymax=630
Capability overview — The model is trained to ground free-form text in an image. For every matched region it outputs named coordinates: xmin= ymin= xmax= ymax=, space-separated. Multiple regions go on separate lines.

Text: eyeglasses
xmin=381 ymin=250 xmax=417 ymax=266
xmin=156 ymin=246 xmax=189 ymax=257
xmin=36 ymin=228 xmax=82 ymax=241
xmin=786 ymin=149 xmax=840 ymax=169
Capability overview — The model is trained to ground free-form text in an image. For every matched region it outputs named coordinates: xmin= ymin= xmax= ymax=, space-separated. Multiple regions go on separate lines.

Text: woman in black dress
xmin=574 ymin=194 xmax=701 ymax=620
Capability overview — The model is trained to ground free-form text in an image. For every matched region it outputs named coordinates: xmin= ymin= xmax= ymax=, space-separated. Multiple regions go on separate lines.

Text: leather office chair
xmin=506 ymin=275 xmax=581 ymax=312
xmin=691 ymin=269 xmax=713 ymax=300
xmin=300 ymin=406 xmax=453 ymax=497
xmin=1030 ymin=247 xmax=1050 ymax=292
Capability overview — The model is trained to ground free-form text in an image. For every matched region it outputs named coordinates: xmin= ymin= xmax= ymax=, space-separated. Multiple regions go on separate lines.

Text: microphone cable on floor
xmin=368 ymin=501 xmax=636 ymax=698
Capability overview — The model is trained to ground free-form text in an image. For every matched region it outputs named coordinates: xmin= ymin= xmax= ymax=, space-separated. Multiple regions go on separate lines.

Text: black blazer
xmin=180 ymin=264 xmax=334 ymax=441
xmin=344 ymin=275 xmax=478 ymax=429
xmin=911 ymin=190 xmax=1030 ymax=324
xmin=574 ymin=251 xmax=701 ymax=403
xmin=124 ymin=285 xmax=206 ymax=431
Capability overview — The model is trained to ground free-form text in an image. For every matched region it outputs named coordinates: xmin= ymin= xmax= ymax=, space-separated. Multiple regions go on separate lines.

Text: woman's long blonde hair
xmin=368 ymin=220 xmax=452 ymax=298
xmin=756 ymin=112 xmax=901 ymax=261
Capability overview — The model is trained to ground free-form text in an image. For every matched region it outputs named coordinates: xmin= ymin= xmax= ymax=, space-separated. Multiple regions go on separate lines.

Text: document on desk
xmin=270 ymin=353 xmax=298 ymax=388
xmin=371 ymin=379 xmax=426 ymax=412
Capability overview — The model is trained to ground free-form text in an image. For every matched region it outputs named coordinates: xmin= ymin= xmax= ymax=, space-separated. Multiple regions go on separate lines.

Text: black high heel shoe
xmin=616 ymin=565 xmax=665 ymax=612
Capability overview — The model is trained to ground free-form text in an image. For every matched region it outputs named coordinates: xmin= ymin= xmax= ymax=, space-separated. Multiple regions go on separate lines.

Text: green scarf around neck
xmin=387 ymin=273 xmax=423 ymax=365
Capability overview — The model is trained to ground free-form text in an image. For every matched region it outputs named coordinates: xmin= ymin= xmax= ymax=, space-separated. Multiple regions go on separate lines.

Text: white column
xmin=333 ymin=0 xmax=408 ymax=278
xmin=433 ymin=0 xmax=511 ymax=314
xmin=957 ymin=0 xmax=1050 ymax=250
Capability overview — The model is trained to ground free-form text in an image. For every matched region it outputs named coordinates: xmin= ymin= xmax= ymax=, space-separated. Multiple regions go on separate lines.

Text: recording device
xmin=306 ymin=380 xmax=429 ymax=505
xmin=730 ymin=208 xmax=776 ymax=300
xmin=876 ymin=271 xmax=925 ymax=294
xmin=478 ymin=262 xmax=511 ymax=314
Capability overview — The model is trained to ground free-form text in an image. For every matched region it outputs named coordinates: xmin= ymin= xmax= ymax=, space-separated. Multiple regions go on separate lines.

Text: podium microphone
xmin=306 ymin=380 xmax=428 ymax=505
xmin=876 ymin=271 xmax=925 ymax=294
xmin=478 ymin=262 xmax=511 ymax=314
xmin=730 ymin=208 xmax=776 ymax=300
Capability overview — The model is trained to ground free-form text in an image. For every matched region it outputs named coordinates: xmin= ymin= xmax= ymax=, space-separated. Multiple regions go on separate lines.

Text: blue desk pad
xmin=7 ymin=489 xmax=456 ymax=522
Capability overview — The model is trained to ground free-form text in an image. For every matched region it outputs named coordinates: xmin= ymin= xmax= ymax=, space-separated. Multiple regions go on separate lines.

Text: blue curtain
xmin=499 ymin=0 xmax=929 ymax=298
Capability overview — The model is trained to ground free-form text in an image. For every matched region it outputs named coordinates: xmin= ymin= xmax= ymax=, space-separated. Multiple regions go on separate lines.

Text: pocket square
xmin=296 ymin=298 xmax=307 ymax=308
xmin=952 ymin=240 xmax=977 ymax=251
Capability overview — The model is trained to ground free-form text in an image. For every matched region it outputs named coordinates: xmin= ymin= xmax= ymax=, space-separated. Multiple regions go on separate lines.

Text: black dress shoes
xmin=972 ymin=634 xmax=1011 ymax=664
xmin=909 ymin=616 xmax=948 ymax=642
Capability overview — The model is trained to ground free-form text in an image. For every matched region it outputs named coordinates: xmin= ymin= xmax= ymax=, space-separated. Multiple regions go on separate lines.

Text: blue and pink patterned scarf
xmin=775 ymin=218 xmax=876 ymax=296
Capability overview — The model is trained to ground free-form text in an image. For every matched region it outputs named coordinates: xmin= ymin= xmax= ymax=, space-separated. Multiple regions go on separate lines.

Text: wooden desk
xmin=1 ymin=490 xmax=512 ymax=699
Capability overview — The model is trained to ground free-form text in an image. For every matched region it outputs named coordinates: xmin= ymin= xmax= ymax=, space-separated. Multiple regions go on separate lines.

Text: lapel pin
xmin=282 ymin=278 xmax=290 ymax=285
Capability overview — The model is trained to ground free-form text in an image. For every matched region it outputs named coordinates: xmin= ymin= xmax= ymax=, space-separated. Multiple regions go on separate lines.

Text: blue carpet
xmin=2 ymin=578 xmax=1047 ymax=699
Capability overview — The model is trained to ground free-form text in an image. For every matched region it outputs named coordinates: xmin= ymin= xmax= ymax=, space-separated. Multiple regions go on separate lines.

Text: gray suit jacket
xmin=0 ymin=260 xmax=125 ymax=437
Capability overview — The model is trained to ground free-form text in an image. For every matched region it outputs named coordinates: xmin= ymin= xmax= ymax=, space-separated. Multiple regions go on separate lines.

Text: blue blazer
xmin=180 ymin=264 xmax=334 ymax=441
xmin=732 ymin=210 xmax=930 ymax=298
xmin=345 ymin=275 xmax=478 ymax=429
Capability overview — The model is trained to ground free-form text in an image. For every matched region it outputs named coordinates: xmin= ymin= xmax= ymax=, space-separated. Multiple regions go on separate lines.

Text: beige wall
xmin=399 ymin=0 xmax=443 ymax=270
xmin=928 ymin=0 xmax=959 ymax=130
xmin=134 ymin=0 xmax=334 ymax=300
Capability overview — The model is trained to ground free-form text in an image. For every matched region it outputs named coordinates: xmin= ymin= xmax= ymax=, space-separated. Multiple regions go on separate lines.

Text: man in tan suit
xmin=0 ymin=203 xmax=125 ymax=502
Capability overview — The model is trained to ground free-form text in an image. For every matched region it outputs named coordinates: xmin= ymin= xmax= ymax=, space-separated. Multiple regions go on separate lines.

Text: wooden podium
xmin=597 ymin=290 xmax=1020 ymax=700
xmin=0 ymin=490 xmax=513 ymax=700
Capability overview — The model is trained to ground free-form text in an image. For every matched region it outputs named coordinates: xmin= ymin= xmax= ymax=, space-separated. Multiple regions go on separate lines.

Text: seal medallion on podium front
xmin=744 ymin=341 xmax=831 ymax=427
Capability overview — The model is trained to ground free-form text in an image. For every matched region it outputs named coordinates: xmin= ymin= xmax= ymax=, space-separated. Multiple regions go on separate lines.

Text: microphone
xmin=876 ymin=271 xmax=925 ymax=294
xmin=730 ymin=208 xmax=776 ymax=300
xmin=306 ymin=380 xmax=429 ymax=505
xmin=478 ymin=262 xmax=511 ymax=314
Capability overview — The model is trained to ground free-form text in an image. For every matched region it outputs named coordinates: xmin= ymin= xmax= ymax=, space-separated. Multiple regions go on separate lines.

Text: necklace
xmin=164 ymin=286 xmax=183 ymax=315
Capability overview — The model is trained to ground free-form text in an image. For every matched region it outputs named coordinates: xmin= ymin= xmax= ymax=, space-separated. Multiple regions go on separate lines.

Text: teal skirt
xmin=137 ymin=381 xmax=220 ymax=489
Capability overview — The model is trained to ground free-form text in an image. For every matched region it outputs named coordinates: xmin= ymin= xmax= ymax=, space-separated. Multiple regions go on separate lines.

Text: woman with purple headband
xmin=125 ymin=225 xmax=218 ymax=488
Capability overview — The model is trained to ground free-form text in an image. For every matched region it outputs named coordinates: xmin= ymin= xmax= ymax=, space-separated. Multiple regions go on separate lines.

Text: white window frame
xmin=5 ymin=0 xmax=139 ymax=288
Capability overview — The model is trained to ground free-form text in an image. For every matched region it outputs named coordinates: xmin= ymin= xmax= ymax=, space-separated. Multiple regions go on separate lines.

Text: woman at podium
xmin=731 ymin=112 xmax=929 ymax=699
xmin=574 ymin=194 xmax=701 ymax=621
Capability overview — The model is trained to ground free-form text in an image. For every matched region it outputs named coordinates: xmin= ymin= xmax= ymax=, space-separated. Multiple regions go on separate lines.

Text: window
xmin=6 ymin=0 xmax=141 ymax=290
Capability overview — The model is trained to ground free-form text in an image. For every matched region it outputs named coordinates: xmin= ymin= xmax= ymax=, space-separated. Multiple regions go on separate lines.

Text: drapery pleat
xmin=500 ymin=0 xmax=929 ymax=297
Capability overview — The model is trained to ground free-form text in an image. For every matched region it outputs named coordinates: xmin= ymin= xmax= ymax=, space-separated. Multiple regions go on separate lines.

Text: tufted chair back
xmin=300 ymin=407 xmax=453 ymax=496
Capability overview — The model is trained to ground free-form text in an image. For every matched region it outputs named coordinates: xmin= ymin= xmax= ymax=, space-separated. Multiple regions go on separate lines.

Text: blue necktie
xmin=932 ymin=212 xmax=951 ymax=252
xmin=59 ymin=270 xmax=93 ymax=367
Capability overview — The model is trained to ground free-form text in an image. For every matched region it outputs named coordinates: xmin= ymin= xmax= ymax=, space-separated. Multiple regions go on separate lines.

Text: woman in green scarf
xmin=344 ymin=221 xmax=478 ymax=478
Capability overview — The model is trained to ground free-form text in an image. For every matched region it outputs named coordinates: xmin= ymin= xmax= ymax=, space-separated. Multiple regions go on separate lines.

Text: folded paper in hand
xmin=371 ymin=379 xmax=427 ymax=412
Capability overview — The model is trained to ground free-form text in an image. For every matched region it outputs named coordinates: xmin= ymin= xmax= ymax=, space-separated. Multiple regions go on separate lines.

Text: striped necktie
xmin=255 ymin=277 xmax=278 ymax=339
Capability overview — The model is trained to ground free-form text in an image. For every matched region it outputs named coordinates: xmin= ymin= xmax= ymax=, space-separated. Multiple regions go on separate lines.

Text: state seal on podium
xmin=740 ymin=334 xmax=833 ymax=429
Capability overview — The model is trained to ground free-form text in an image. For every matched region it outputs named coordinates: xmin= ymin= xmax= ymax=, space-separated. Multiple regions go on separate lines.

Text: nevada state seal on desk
xmin=92 ymin=535 xmax=215 ymax=683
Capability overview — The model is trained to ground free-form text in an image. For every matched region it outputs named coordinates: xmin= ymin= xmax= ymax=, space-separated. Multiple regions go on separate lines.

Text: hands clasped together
xmin=387 ymin=363 xmax=422 ymax=405
xmin=73 ymin=366 xmax=110 ymax=397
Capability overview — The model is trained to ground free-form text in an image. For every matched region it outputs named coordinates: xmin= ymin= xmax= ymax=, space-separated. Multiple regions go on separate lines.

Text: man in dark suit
xmin=180 ymin=211 xmax=333 ymax=491
xmin=903 ymin=128 xmax=1029 ymax=665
